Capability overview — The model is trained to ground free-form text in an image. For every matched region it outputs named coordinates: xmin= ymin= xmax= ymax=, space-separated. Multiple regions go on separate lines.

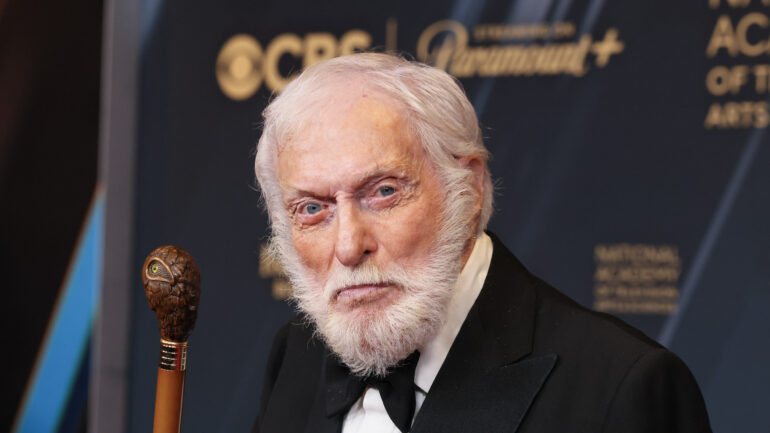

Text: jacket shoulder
xmin=254 ymin=315 xmax=324 ymax=433
xmin=533 ymin=278 xmax=663 ymax=358
xmin=524 ymin=278 xmax=711 ymax=432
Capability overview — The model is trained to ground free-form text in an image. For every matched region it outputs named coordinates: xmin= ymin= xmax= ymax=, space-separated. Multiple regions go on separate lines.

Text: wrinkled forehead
xmin=275 ymin=93 xmax=427 ymax=192
xmin=294 ymin=96 xmax=406 ymax=145
xmin=272 ymin=76 xmax=412 ymax=152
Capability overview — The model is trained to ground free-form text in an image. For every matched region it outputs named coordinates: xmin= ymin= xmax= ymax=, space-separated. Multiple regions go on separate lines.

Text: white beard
xmin=272 ymin=217 xmax=468 ymax=377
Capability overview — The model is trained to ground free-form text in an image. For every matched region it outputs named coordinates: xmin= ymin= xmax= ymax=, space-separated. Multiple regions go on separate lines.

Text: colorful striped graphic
xmin=12 ymin=188 xmax=104 ymax=433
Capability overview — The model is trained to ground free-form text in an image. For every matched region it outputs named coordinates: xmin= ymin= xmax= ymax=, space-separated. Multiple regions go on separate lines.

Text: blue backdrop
xmin=126 ymin=0 xmax=770 ymax=431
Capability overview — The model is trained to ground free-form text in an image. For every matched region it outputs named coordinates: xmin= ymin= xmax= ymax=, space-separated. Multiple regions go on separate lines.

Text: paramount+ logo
xmin=215 ymin=30 xmax=371 ymax=100
xmin=417 ymin=20 xmax=624 ymax=78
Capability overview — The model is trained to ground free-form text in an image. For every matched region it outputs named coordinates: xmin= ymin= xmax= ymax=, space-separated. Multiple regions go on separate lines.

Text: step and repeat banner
xmin=129 ymin=0 xmax=769 ymax=431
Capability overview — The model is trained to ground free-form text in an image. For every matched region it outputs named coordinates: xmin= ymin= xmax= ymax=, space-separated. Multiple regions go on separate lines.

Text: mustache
xmin=323 ymin=262 xmax=408 ymax=302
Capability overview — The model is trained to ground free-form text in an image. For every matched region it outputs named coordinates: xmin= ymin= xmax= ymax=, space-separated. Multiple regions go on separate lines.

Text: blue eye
xmin=378 ymin=186 xmax=395 ymax=197
xmin=305 ymin=203 xmax=322 ymax=214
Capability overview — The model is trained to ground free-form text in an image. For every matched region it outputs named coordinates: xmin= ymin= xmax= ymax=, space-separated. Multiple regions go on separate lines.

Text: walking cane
xmin=142 ymin=246 xmax=201 ymax=433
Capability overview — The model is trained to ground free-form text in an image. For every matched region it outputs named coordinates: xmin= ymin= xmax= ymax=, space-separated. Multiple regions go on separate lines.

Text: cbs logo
xmin=216 ymin=30 xmax=371 ymax=100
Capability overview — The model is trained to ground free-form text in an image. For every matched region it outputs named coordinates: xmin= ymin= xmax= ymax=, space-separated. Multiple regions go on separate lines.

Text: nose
xmin=334 ymin=201 xmax=376 ymax=267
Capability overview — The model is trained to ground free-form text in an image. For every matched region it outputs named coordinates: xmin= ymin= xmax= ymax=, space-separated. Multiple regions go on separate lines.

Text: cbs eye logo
xmin=216 ymin=30 xmax=372 ymax=100
xmin=215 ymin=34 xmax=264 ymax=101
xmin=216 ymin=34 xmax=263 ymax=101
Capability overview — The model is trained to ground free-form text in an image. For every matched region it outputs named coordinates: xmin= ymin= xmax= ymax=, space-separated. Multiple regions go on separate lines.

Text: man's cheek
xmin=388 ymin=213 xmax=438 ymax=252
xmin=294 ymin=233 xmax=335 ymax=272
xmin=292 ymin=235 xmax=319 ymax=268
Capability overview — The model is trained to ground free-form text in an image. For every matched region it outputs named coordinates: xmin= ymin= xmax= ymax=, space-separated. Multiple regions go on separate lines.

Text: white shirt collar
xmin=413 ymin=232 xmax=493 ymax=393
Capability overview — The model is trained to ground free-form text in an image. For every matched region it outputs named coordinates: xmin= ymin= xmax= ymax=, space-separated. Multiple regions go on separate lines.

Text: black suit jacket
xmin=255 ymin=234 xmax=712 ymax=433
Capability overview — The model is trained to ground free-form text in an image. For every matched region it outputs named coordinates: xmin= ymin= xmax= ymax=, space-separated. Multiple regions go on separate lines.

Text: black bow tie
xmin=325 ymin=351 xmax=421 ymax=433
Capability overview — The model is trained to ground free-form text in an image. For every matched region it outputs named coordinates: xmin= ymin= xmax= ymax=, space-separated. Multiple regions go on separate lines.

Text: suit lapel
xmin=303 ymin=351 xmax=345 ymax=433
xmin=411 ymin=234 xmax=557 ymax=433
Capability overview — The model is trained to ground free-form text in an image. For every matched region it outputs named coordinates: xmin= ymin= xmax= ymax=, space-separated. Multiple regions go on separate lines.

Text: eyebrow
xmin=282 ymin=162 xmax=413 ymax=205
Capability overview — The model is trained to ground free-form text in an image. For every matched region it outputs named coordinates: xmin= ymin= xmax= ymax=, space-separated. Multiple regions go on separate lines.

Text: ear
xmin=458 ymin=154 xmax=485 ymax=217
xmin=458 ymin=154 xmax=485 ymax=195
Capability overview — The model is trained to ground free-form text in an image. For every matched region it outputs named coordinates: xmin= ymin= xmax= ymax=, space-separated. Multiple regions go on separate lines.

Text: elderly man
xmin=252 ymin=53 xmax=711 ymax=433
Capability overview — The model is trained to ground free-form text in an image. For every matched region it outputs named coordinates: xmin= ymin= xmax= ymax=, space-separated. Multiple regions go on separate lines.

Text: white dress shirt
xmin=341 ymin=233 xmax=494 ymax=433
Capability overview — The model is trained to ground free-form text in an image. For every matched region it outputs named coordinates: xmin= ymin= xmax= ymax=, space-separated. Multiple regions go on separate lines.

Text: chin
xmin=318 ymin=287 xmax=448 ymax=377
xmin=286 ymin=258 xmax=461 ymax=376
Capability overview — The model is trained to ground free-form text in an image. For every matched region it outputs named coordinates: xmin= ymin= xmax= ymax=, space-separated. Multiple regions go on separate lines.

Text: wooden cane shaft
xmin=153 ymin=368 xmax=186 ymax=433
xmin=152 ymin=339 xmax=188 ymax=433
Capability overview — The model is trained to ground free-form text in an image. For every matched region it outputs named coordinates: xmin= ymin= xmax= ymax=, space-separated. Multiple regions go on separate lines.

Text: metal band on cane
xmin=159 ymin=339 xmax=188 ymax=371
